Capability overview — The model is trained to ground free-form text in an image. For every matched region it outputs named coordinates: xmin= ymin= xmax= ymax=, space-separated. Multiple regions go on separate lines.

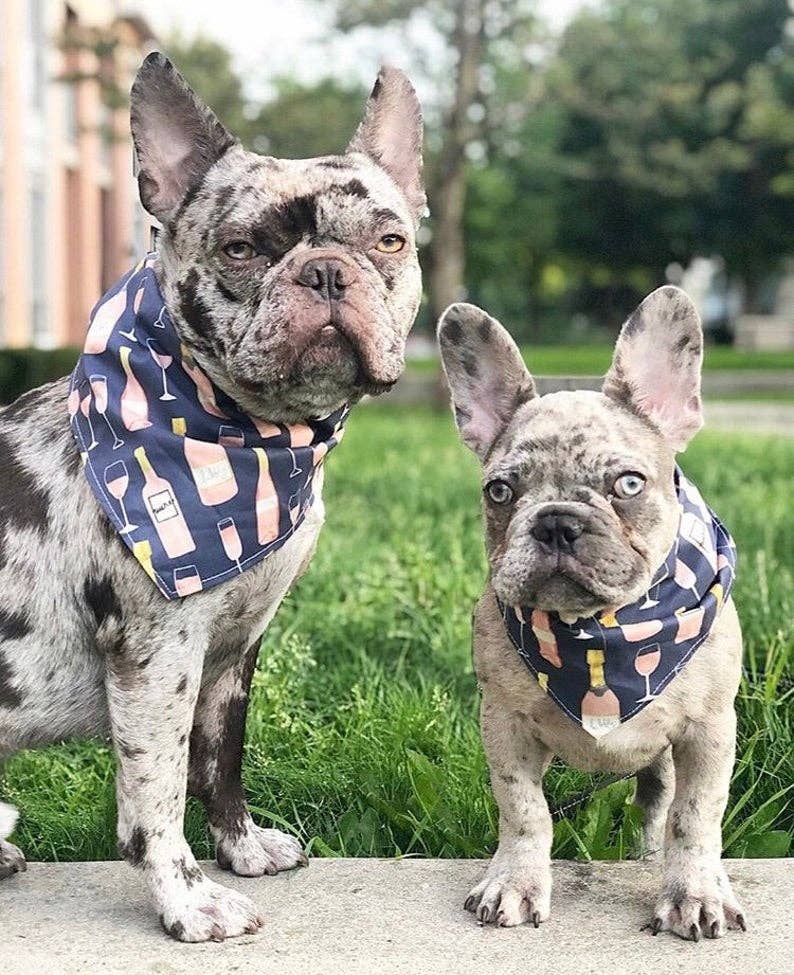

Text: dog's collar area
xmin=498 ymin=469 xmax=736 ymax=738
xmin=70 ymin=254 xmax=349 ymax=600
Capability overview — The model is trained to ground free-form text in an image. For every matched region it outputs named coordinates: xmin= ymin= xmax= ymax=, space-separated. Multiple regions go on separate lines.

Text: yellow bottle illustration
xmin=134 ymin=446 xmax=196 ymax=559
xmin=132 ymin=539 xmax=157 ymax=583
xmin=253 ymin=447 xmax=280 ymax=544
xmin=581 ymin=648 xmax=621 ymax=738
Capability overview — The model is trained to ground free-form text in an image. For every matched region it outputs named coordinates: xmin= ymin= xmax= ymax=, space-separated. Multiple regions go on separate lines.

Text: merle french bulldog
xmin=438 ymin=290 xmax=747 ymax=941
xmin=0 ymin=53 xmax=424 ymax=941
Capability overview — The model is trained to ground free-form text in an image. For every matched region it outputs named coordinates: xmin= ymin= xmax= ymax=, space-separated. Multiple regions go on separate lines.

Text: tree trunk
xmin=428 ymin=0 xmax=484 ymax=325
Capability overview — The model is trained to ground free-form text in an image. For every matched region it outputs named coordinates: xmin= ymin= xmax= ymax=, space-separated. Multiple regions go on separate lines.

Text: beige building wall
xmin=0 ymin=0 xmax=155 ymax=350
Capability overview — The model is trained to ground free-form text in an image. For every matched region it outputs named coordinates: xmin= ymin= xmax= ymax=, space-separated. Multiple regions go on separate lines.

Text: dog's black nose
xmin=531 ymin=513 xmax=584 ymax=554
xmin=296 ymin=258 xmax=350 ymax=301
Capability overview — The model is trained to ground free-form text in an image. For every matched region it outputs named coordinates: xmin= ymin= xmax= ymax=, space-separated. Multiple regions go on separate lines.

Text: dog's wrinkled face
xmin=130 ymin=54 xmax=425 ymax=422
xmin=438 ymin=288 xmax=704 ymax=619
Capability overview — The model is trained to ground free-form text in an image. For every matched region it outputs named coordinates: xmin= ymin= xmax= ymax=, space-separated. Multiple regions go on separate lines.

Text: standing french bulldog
xmin=438 ymin=289 xmax=747 ymax=941
xmin=0 ymin=53 xmax=424 ymax=941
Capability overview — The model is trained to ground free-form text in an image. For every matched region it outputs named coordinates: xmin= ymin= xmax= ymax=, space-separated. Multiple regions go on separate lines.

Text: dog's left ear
xmin=347 ymin=66 xmax=425 ymax=222
xmin=130 ymin=52 xmax=237 ymax=224
xmin=438 ymin=303 xmax=536 ymax=460
xmin=603 ymin=285 xmax=704 ymax=451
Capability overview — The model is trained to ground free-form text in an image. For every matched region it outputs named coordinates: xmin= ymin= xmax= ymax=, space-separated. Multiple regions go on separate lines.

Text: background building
xmin=0 ymin=0 xmax=155 ymax=349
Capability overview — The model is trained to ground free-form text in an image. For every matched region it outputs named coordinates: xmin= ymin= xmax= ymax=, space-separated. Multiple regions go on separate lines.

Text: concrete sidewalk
xmin=1 ymin=858 xmax=790 ymax=975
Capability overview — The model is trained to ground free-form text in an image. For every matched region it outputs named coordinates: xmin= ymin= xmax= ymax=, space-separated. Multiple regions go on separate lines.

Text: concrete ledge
xmin=1 ymin=858 xmax=789 ymax=974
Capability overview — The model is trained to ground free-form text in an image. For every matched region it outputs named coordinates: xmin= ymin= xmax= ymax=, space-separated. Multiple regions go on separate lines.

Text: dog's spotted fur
xmin=438 ymin=291 xmax=746 ymax=942
xmin=0 ymin=54 xmax=423 ymax=942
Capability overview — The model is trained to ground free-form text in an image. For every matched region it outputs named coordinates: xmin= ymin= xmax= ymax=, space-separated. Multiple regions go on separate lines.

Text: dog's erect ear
xmin=438 ymin=303 xmax=536 ymax=461
xmin=130 ymin=52 xmax=237 ymax=224
xmin=603 ymin=285 xmax=704 ymax=451
xmin=347 ymin=66 xmax=425 ymax=222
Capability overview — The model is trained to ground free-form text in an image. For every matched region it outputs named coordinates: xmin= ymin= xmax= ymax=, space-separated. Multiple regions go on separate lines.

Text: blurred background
xmin=2 ymin=0 xmax=793 ymax=865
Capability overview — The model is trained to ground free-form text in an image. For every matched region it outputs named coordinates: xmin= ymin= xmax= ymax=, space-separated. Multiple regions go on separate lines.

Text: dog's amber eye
xmin=485 ymin=479 xmax=514 ymax=505
xmin=375 ymin=234 xmax=406 ymax=254
xmin=224 ymin=240 xmax=256 ymax=261
xmin=613 ymin=472 xmax=646 ymax=498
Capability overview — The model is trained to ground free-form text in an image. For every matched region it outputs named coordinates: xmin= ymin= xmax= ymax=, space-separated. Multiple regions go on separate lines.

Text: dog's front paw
xmin=216 ymin=825 xmax=308 ymax=878
xmin=465 ymin=861 xmax=551 ymax=928
xmin=651 ymin=868 xmax=747 ymax=941
xmin=158 ymin=876 xmax=264 ymax=942
xmin=0 ymin=840 xmax=26 ymax=880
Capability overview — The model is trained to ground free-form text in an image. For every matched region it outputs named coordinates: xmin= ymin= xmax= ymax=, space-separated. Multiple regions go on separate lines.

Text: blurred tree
xmin=327 ymin=0 xmax=539 ymax=324
xmin=550 ymin=0 xmax=794 ymax=313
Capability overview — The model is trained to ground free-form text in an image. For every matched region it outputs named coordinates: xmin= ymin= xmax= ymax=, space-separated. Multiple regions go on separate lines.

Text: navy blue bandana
xmin=498 ymin=470 xmax=736 ymax=738
xmin=70 ymin=254 xmax=348 ymax=600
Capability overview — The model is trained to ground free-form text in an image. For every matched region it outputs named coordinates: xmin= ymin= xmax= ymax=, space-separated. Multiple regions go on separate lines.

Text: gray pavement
xmin=0 ymin=857 xmax=790 ymax=975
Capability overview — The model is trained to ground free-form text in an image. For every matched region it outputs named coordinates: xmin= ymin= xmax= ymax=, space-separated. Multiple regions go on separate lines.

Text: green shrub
xmin=0 ymin=347 xmax=81 ymax=405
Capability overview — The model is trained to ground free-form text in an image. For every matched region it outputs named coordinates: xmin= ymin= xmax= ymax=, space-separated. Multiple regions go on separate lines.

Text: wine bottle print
xmin=89 ymin=375 xmax=124 ymax=449
xmin=180 ymin=343 xmax=229 ymax=418
xmin=84 ymin=285 xmax=127 ymax=354
xmin=252 ymin=447 xmax=280 ymax=544
xmin=581 ymin=648 xmax=621 ymax=738
xmin=134 ymin=446 xmax=196 ymax=558
xmin=120 ymin=347 xmax=152 ymax=431
xmin=172 ymin=418 xmax=238 ymax=506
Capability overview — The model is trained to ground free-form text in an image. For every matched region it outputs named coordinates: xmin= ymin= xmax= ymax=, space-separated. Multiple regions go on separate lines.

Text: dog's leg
xmin=465 ymin=695 xmax=553 ymax=927
xmin=107 ymin=631 xmax=263 ymax=942
xmin=651 ymin=708 xmax=746 ymax=940
xmin=188 ymin=640 xmax=307 ymax=877
xmin=635 ymin=746 xmax=674 ymax=859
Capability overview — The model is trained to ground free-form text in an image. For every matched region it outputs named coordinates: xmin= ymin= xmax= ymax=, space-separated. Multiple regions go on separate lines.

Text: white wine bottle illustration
xmin=252 ymin=447 xmax=280 ymax=544
xmin=134 ymin=446 xmax=196 ymax=558
xmin=172 ymin=417 xmax=238 ymax=506
xmin=85 ymin=286 xmax=127 ymax=354
xmin=180 ymin=343 xmax=229 ymax=419
xmin=120 ymin=347 xmax=152 ymax=431
xmin=581 ymin=648 xmax=621 ymax=738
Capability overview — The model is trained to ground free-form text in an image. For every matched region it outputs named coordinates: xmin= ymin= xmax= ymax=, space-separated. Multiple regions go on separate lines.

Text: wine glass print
xmin=67 ymin=387 xmax=80 ymax=421
xmin=218 ymin=425 xmax=245 ymax=449
xmin=89 ymin=375 xmax=124 ymax=449
xmin=635 ymin=643 xmax=662 ymax=702
xmin=119 ymin=284 xmax=144 ymax=341
xmin=104 ymin=461 xmax=138 ymax=534
xmin=174 ymin=565 xmax=203 ymax=596
xmin=79 ymin=392 xmax=98 ymax=450
xmin=147 ymin=339 xmax=176 ymax=401
xmin=153 ymin=306 xmax=167 ymax=329
xmin=217 ymin=517 xmax=243 ymax=573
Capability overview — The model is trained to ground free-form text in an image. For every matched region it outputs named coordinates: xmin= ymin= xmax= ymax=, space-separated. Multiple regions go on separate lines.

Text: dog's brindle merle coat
xmin=0 ymin=54 xmax=424 ymax=942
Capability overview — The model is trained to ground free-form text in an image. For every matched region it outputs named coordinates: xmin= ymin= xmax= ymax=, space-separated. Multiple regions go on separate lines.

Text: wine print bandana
xmin=69 ymin=254 xmax=348 ymax=600
xmin=498 ymin=470 xmax=736 ymax=739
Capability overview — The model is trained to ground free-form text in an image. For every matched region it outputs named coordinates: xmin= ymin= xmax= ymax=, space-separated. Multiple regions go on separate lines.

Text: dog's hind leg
xmin=107 ymin=627 xmax=263 ymax=942
xmin=634 ymin=746 xmax=675 ymax=859
xmin=188 ymin=640 xmax=307 ymax=878
xmin=0 ymin=802 xmax=25 ymax=879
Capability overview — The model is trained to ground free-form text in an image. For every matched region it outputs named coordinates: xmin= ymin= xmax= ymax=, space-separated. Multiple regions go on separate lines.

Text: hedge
xmin=0 ymin=347 xmax=81 ymax=405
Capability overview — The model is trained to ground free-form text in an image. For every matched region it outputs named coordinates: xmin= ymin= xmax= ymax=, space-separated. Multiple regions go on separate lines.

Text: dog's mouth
xmin=494 ymin=555 xmax=620 ymax=618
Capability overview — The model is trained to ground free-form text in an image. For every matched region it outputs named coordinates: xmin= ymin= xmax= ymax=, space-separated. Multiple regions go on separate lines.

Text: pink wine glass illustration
xmin=218 ymin=517 xmax=243 ymax=573
xmin=288 ymin=491 xmax=301 ymax=524
xmin=104 ymin=461 xmax=138 ymax=534
xmin=218 ymin=425 xmax=245 ymax=449
xmin=154 ymin=306 xmax=167 ymax=329
xmin=147 ymin=339 xmax=176 ymax=401
xmin=119 ymin=284 xmax=143 ymax=342
xmin=174 ymin=565 xmax=203 ymax=596
xmin=635 ymin=643 xmax=662 ymax=702
xmin=67 ymin=387 xmax=80 ymax=421
xmin=89 ymin=375 xmax=124 ymax=449
xmin=79 ymin=392 xmax=98 ymax=450
xmin=286 ymin=447 xmax=302 ymax=478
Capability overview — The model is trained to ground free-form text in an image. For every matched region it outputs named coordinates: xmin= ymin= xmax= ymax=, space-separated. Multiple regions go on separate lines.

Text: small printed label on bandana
xmin=70 ymin=254 xmax=348 ymax=599
xmin=498 ymin=470 xmax=736 ymax=737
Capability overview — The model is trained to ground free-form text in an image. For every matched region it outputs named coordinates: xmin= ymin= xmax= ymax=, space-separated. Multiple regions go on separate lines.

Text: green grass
xmin=408 ymin=345 xmax=794 ymax=375
xmin=5 ymin=408 xmax=792 ymax=862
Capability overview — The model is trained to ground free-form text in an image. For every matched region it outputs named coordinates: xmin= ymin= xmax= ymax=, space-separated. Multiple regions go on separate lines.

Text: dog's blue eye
xmin=485 ymin=479 xmax=513 ymax=504
xmin=613 ymin=472 xmax=645 ymax=498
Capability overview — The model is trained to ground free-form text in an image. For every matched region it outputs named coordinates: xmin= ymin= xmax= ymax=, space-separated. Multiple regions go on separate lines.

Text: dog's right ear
xmin=438 ymin=303 xmax=536 ymax=461
xmin=130 ymin=52 xmax=237 ymax=224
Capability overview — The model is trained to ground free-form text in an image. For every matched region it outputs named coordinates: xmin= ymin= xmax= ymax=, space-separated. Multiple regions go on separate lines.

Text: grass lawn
xmin=5 ymin=407 xmax=792 ymax=863
xmin=408 ymin=345 xmax=794 ymax=375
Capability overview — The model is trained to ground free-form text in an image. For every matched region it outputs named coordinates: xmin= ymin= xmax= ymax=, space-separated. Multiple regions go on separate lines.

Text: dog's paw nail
xmin=479 ymin=906 xmax=491 ymax=924
xmin=689 ymin=923 xmax=700 ymax=943
xmin=651 ymin=917 xmax=662 ymax=936
xmin=737 ymin=914 xmax=747 ymax=932
xmin=298 ymin=853 xmax=309 ymax=867
xmin=210 ymin=923 xmax=225 ymax=942
xmin=496 ymin=911 xmax=506 ymax=927
xmin=531 ymin=911 xmax=541 ymax=929
xmin=464 ymin=895 xmax=477 ymax=913
xmin=709 ymin=920 xmax=719 ymax=939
